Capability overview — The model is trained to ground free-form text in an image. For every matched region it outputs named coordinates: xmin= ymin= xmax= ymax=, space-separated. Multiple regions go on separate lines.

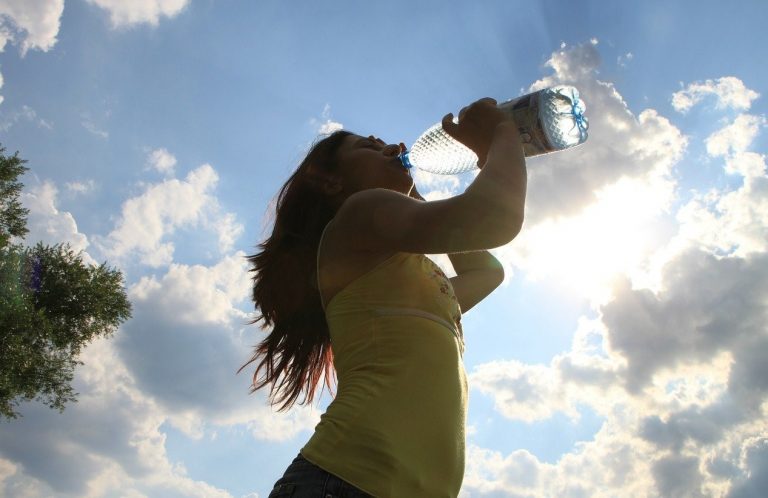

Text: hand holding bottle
xmin=399 ymin=86 xmax=589 ymax=175
xmin=441 ymin=98 xmax=511 ymax=168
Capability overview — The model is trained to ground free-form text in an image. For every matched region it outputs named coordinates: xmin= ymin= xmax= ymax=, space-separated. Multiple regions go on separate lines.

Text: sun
xmin=503 ymin=176 xmax=674 ymax=304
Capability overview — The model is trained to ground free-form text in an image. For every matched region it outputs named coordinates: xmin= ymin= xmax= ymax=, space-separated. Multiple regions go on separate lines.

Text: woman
xmin=241 ymin=98 xmax=527 ymax=497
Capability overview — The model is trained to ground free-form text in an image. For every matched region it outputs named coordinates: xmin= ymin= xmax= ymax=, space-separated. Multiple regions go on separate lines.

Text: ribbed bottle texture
xmin=400 ymin=85 xmax=589 ymax=175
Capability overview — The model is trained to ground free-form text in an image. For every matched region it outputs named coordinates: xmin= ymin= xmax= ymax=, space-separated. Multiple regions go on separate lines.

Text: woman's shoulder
xmin=330 ymin=188 xmax=420 ymax=253
xmin=335 ymin=188 xmax=410 ymax=218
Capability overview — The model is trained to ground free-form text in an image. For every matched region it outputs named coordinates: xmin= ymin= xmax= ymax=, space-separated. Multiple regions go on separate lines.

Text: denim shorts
xmin=267 ymin=453 xmax=374 ymax=498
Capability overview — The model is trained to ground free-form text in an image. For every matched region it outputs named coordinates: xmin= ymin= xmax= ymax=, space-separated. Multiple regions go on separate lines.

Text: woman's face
xmin=331 ymin=134 xmax=413 ymax=198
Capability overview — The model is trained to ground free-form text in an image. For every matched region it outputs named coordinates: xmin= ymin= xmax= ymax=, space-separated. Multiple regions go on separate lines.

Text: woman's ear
xmin=322 ymin=176 xmax=343 ymax=196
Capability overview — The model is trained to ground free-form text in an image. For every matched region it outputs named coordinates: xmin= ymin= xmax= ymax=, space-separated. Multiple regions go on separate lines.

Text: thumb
xmin=442 ymin=113 xmax=458 ymax=138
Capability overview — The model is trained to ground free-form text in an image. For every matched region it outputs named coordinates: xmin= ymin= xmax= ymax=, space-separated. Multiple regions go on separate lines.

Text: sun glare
xmin=508 ymin=177 xmax=672 ymax=304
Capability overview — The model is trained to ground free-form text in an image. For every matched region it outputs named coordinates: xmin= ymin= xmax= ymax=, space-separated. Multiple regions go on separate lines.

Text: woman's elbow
xmin=495 ymin=212 xmax=524 ymax=246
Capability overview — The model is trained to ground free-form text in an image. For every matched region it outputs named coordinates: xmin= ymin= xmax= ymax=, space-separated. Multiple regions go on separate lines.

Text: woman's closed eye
xmin=366 ymin=136 xmax=388 ymax=149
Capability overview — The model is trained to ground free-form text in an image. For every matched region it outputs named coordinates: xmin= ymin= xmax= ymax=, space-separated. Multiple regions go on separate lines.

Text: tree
xmin=0 ymin=145 xmax=132 ymax=420
xmin=0 ymin=146 xmax=28 ymax=248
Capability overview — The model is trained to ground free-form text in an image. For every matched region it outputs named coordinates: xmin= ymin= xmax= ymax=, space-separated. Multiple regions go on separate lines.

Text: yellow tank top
xmin=301 ymin=223 xmax=468 ymax=498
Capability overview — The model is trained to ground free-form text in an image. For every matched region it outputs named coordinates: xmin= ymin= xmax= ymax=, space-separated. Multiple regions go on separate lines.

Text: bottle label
xmin=498 ymin=90 xmax=555 ymax=158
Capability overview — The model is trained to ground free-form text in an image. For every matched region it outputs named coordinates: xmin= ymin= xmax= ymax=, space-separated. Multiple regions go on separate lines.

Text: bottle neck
xmin=399 ymin=151 xmax=414 ymax=169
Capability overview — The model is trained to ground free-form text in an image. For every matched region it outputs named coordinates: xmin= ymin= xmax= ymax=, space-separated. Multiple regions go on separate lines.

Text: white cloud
xmin=468 ymin=219 xmax=768 ymax=496
xmin=94 ymin=159 xmax=244 ymax=267
xmin=0 ymin=0 xmax=64 ymax=107
xmin=85 ymin=0 xmax=190 ymax=28
xmin=18 ymin=180 xmax=95 ymax=263
xmin=463 ymin=445 xmax=545 ymax=496
xmin=672 ymin=76 xmax=761 ymax=114
xmin=116 ymin=248 xmax=319 ymax=437
xmin=471 ymin=360 xmax=576 ymax=422
xmin=671 ymin=153 xmax=767 ymax=259
xmin=727 ymin=437 xmax=768 ymax=498
xmin=0 ymin=338 xmax=235 ymax=498
xmin=128 ymin=252 xmax=250 ymax=327
xmin=146 ymin=148 xmax=177 ymax=176
xmin=603 ymin=248 xmax=768 ymax=392
xmin=0 ymin=0 xmax=64 ymax=55
xmin=617 ymin=51 xmax=633 ymax=68
xmin=461 ymin=429 xmax=659 ymax=498
xmin=81 ymin=119 xmax=109 ymax=139
xmin=412 ymin=166 xmax=462 ymax=200
xmin=705 ymin=114 xmax=768 ymax=158
xmin=311 ymin=103 xmax=343 ymax=135
xmin=65 ymin=179 xmax=97 ymax=195
xmin=518 ymin=41 xmax=688 ymax=227
xmin=211 ymin=210 xmax=244 ymax=253
xmin=724 ymin=150 xmax=768 ymax=180
xmin=0 ymin=243 xmax=318 ymax=495
xmin=318 ymin=120 xmax=343 ymax=135
xmin=0 ymin=105 xmax=52 ymax=131
xmin=461 ymin=44 xmax=768 ymax=498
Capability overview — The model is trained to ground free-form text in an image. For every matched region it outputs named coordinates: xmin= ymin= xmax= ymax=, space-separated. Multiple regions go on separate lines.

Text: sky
xmin=0 ymin=0 xmax=767 ymax=497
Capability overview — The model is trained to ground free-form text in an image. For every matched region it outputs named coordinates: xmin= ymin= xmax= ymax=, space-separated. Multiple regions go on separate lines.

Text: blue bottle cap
xmin=399 ymin=151 xmax=414 ymax=169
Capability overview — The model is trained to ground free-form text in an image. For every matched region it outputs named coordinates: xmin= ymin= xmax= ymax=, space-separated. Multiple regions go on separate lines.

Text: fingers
xmin=442 ymin=113 xmax=458 ymax=137
xmin=450 ymin=97 xmax=498 ymax=125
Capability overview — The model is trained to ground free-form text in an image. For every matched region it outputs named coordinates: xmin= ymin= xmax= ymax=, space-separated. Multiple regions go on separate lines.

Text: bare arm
xmin=448 ymin=250 xmax=504 ymax=313
xmin=408 ymin=184 xmax=505 ymax=313
xmin=334 ymin=98 xmax=527 ymax=255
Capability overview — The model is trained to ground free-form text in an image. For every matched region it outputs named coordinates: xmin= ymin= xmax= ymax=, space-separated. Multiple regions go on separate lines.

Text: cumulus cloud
xmin=128 ymin=252 xmax=250 ymax=327
xmin=670 ymin=150 xmax=767 ymax=261
xmin=311 ymin=103 xmax=343 ymax=135
xmin=117 ymin=252 xmax=320 ymax=439
xmin=461 ymin=429 xmax=659 ymax=498
xmin=727 ymin=437 xmax=768 ymax=498
xmin=462 ymin=43 xmax=768 ymax=498
xmin=18 ymin=179 xmax=96 ymax=263
xmin=146 ymin=147 xmax=177 ymax=176
xmin=0 ymin=0 xmax=64 ymax=55
xmin=85 ymin=0 xmax=190 ymax=28
xmin=0 ymin=248 xmax=317 ymax=495
xmin=672 ymin=76 xmax=761 ymax=114
xmin=469 ymin=207 xmax=768 ymax=495
xmin=65 ymin=179 xmax=97 ymax=195
xmin=0 ymin=0 xmax=63 ymax=107
xmin=0 ymin=183 xmax=314 ymax=493
xmin=471 ymin=360 xmax=575 ymax=422
xmin=603 ymin=250 xmax=768 ymax=393
xmin=0 ymin=339 xmax=235 ymax=498
xmin=93 ymin=156 xmax=244 ymax=267
xmin=518 ymin=40 xmax=686 ymax=225
xmin=705 ymin=114 xmax=768 ymax=158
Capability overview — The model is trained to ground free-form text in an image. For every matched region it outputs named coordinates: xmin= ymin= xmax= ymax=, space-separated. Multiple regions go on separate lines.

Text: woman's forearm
xmin=447 ymin=250 xmax=505 ymax=312
xmin=448 ymin=250 xmax=503 ymax=275
xmin=463 ymin=122 xmax=527 ymax=229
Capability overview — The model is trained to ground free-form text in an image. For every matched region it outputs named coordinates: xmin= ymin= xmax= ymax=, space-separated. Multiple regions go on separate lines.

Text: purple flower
xmin=29 ymin=255 xmax=43 ymax=294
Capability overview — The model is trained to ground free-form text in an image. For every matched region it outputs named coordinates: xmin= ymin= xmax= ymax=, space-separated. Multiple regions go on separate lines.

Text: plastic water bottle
xmin=399 ymin=85 xmax=589 ymax=175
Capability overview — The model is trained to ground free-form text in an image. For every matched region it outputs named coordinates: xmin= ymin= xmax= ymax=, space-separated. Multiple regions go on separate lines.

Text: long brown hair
xmin=238 ymin=130 xmax=354 ymax=411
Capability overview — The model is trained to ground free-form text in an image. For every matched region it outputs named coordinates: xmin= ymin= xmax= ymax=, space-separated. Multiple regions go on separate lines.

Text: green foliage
xmin=0 ymin=146 xmax=29 ymax=250
xmin=0 ymin=145 xmax=133 ymax=421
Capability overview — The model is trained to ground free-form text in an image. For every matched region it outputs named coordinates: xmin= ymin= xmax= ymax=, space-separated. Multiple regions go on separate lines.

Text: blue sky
xmin=1 ymin=1 xmax=767 ymax=497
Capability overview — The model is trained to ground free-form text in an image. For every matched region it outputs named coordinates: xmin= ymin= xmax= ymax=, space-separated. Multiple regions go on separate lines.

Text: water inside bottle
xmin=540 ymin=86 xmax=589 ymax=149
